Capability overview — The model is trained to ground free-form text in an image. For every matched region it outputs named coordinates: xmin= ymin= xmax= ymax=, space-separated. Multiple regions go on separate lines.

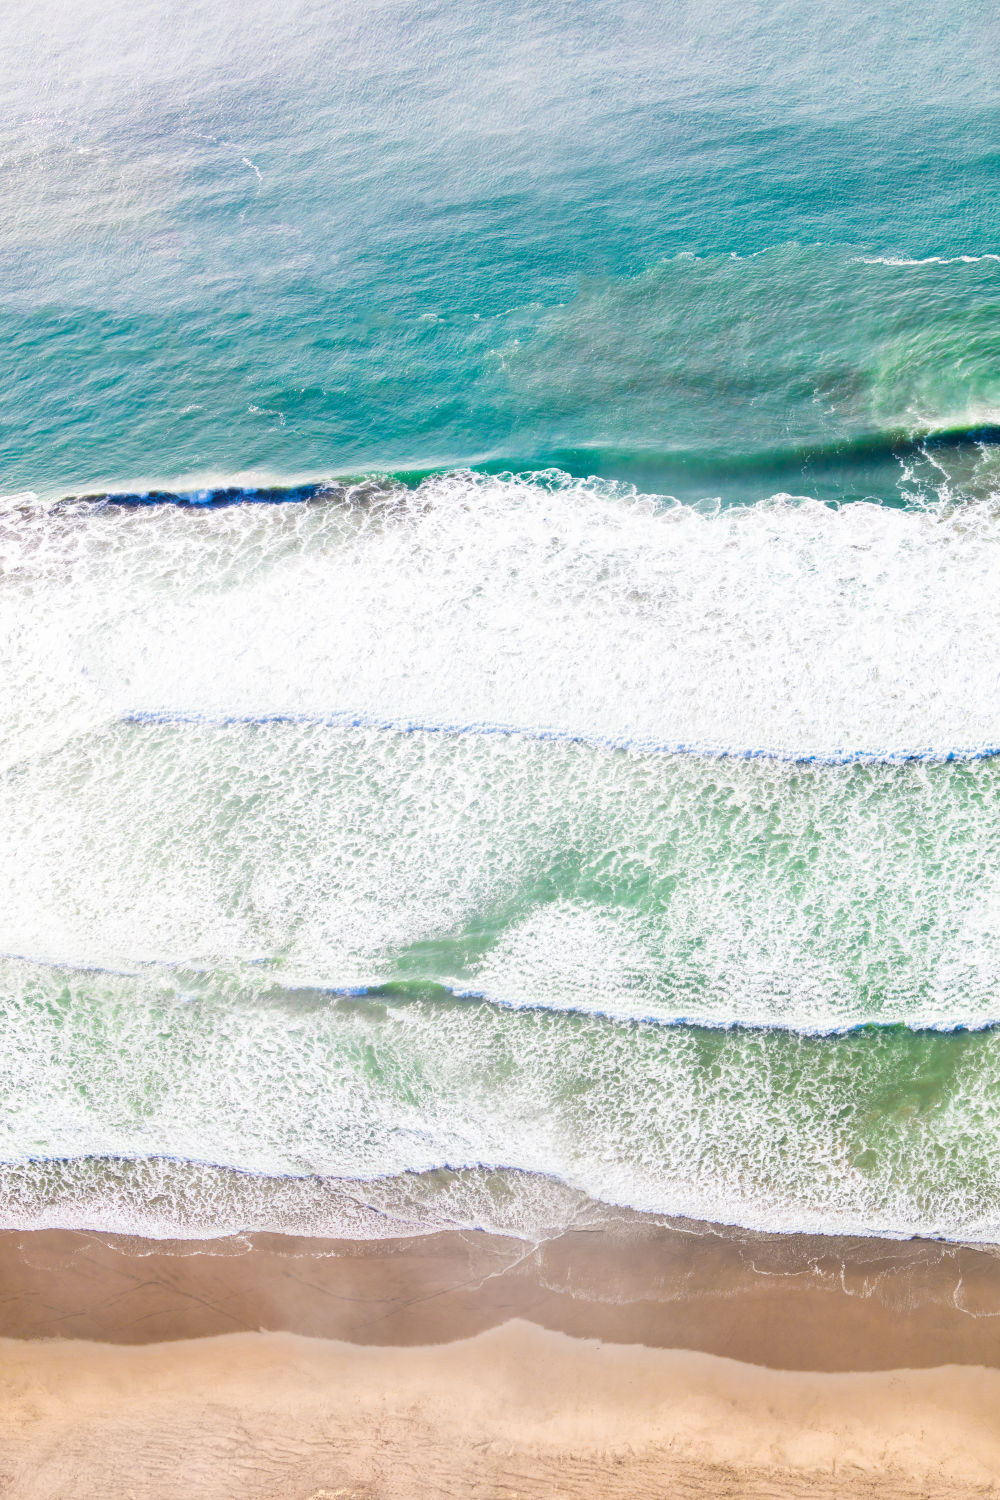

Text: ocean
xmin=3 ymin=0 xmax=1000 ymax=1244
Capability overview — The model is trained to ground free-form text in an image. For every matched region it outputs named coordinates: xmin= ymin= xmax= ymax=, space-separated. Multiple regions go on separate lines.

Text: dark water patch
xmin=54 ymin=420 xmax=1000 ymax=513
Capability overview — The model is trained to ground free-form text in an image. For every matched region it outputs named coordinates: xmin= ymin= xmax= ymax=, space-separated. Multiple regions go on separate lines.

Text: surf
xmin=4 ymin=470 xmax=1000 ymax=1240
xmin=3 ymin=956 xmax=1000 ymax=1244
xmin=7 ymin=470 xmax=1000 ymax=767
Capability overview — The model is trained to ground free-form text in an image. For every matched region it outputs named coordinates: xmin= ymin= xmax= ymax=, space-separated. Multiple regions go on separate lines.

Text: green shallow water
xmin=4 ymin=959 xmax=1000 ymax=1242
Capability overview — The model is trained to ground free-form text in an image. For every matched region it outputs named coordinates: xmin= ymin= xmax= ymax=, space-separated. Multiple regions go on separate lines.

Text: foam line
xmin=0 ymin=1151 xmax=991 ymax=1246
xmin=121 ymin=707 xmax=1000 ymax=768
xmin=1 ymin=949 xmax=995 ymax=1040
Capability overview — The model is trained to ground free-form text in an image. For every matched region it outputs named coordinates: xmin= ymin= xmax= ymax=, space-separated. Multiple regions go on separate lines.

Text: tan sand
xmin=3 ymin=1222 xmax=1000 ymax=1496
xmin=3 ymin=1320 xmax=1000 ymax=1499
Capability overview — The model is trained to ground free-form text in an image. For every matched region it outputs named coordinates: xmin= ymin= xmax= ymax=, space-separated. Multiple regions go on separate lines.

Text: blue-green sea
xmin=3 ymin=0 xmax=1000 ymax=1241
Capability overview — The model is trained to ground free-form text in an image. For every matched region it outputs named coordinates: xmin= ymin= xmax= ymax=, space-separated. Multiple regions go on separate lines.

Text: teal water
xmin=2 ymin=0 xmax=1000 ymax=1240
xmin=3 ymin=0 xmax=1000 ymax=499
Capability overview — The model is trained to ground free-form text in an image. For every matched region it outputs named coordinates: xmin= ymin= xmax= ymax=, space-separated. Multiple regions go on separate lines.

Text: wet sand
xmin=3 ymin=1217 xmax=1000 ymax=1367
xmin=3 ymin=1219 xmax=1000 ymax=1496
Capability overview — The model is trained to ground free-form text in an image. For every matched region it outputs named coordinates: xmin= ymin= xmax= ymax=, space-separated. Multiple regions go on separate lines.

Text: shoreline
xmin=4 ymin=1220 xmax=1000 ymax=1496
xmin=2 ymin=1216 xmax=1000 ymax=1369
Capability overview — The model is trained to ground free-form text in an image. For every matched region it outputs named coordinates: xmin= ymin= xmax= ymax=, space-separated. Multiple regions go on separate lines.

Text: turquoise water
xmin=4 ymin=0 xmax=1000 ymax=499
xmin=3 ymin=0 xmax=1000 ymax=1239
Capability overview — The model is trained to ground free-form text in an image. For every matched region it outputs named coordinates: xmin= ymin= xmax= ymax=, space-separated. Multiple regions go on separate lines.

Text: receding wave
xmin=0 ymin=1155 xmax=604 ymax=1242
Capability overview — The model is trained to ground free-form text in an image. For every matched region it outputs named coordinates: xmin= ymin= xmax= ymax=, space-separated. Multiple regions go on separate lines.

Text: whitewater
xmin=4 ymin=471 xmax=1000 ymax=1242
xmin=5 ymin=0 xmax=1000 ymax=1252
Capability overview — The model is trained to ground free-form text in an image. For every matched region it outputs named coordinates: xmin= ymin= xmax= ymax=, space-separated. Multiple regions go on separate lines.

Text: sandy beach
xmin=2 ymin=1219 xmax=1000 ymax=1496
xmin=6 ymin=1320 xmax=1000 ymax=1500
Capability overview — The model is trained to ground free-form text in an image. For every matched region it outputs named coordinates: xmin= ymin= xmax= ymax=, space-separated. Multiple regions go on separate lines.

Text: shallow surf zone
xmin=7 ymin=965 xmax=1000 ymax=1243
xmin=4 ymin=469 xmax=1000 ymax=1242
xmin=8 ymin=721 xmax=1000 ymax=1032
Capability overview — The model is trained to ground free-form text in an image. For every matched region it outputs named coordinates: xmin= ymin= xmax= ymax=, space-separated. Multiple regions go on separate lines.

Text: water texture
xmin=2 ymin=0 xmax=1000 ymax=1239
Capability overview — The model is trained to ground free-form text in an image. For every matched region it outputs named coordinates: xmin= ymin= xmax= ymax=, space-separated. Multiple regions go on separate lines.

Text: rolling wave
xmin=5 ymin=468 xmax=1000 ymax=1238
xmin=41 ymin=418 xmax=1000 ymax=512
xmin=3 ymin=956 xmax=1000 ymax=1243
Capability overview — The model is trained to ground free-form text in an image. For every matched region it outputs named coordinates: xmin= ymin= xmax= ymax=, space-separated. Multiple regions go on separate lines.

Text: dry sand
xmin=2 ymin=1222 xmax=1000 ymax=1497
xmin=4 ymin=1321 xmax=1000 ymax=1499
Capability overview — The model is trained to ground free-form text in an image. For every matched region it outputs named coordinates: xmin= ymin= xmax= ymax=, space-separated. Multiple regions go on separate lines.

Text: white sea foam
xmin=4 ymin=471 xmax=1000 ymax=766
xmin=1 ymin=957 xmax=999 ymax=1243
xmin=2 ymin=473 xmax=1000 ymax=1238
xmin=853 ymin=254 xmax=1000 ymax=265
